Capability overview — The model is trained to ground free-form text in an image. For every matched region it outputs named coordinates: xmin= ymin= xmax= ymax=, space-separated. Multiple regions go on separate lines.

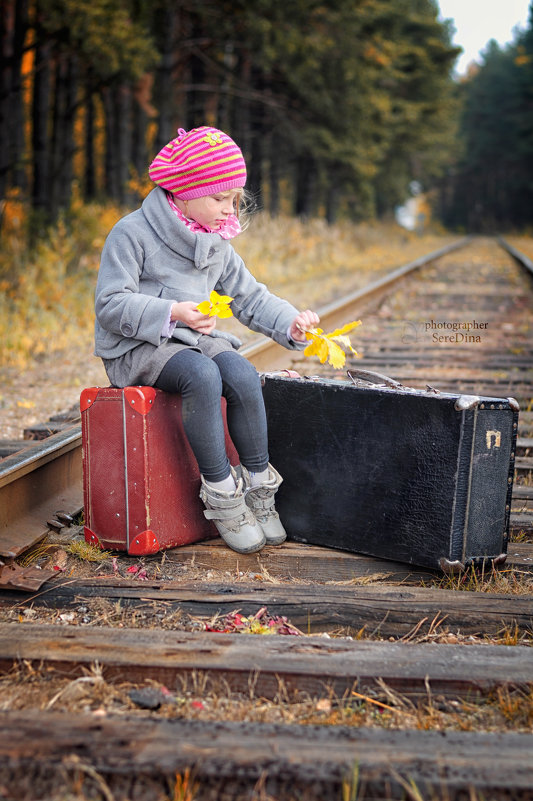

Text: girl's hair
xmin=218 ymin=187 xmax=255 ymax=231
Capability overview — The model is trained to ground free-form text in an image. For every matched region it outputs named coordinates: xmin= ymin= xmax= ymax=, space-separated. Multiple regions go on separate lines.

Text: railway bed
xmin=0 ymin=235 xmax=533 ymax=801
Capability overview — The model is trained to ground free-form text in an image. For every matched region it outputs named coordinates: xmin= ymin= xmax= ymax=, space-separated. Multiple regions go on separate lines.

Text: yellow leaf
xmin=304 ymin=335 xmax=327 ymax=364
xmin=17 ymin=400 xmax=35 ymax=409
xmin=329 ymin=320 xmax=362 ymax=338
xmin=196 ymin=300 xmax=211 ymax=314
xmin=248 ymin=620 xmax=273 ymax=635
xmin=197 ymin=290 xmax=234 ymax=318
xmin=330 ymin=334 xmax=351 ymax=349
xmin=213 ymin=306 xmax=233 ymax=319
xmin=303 ymin=319 xmax=361 ymax=369
xmin=327 ymin=340 xmax=347 ymax=369
xmin=212 ymin=293 xmax=233 ymax=305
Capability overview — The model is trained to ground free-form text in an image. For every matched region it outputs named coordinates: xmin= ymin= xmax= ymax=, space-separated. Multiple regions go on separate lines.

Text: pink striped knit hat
xmin=149 ymin=126 xmax=247 ymax=199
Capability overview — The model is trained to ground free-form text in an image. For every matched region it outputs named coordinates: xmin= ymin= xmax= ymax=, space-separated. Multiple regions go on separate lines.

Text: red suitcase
xmin=80 ymin=386 xmax=237 ymax=555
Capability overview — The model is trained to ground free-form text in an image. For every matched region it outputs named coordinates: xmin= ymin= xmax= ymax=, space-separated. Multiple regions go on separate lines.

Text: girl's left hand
xmin=290 ymin=310 xmax=320 ymax=342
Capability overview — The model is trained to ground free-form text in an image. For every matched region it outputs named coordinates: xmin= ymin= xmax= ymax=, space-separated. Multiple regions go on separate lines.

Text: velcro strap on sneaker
xmin=246 ymin=490 xmax=275 ymax=511
xmin=203 ymin=506 xmax=246 ymax=522
xmin=200 ymin=488 xmax=243 ymax=509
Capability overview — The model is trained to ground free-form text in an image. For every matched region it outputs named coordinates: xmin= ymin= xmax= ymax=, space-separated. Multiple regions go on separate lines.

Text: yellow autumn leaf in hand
xmin=197 ymin=290 xmax=234 ymax=318
xmin=303 ymin=329 xmax=329 ymax=362
xmin=303 ymin=320 xmax=361 ymax=369
xmin=329 ymin=319 xmax=362 ymax=342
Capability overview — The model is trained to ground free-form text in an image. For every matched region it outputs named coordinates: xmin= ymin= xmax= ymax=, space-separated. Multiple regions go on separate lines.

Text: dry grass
xmin=1 ymin=657 xmax=532 ymax=736
xmin=430 ymin=563 xmax=533 ymax=596
xmin=0 ymin=194 xmax=123 ymax=369
xmin=65 ymin=541 xmax=112 ymax=562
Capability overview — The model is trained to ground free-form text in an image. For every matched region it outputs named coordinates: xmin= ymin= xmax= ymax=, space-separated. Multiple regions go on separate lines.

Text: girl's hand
xmin=171 ymin=301 xmax=217 ymax=335
xmin=290 ymin=310 xmax=320 ymax=342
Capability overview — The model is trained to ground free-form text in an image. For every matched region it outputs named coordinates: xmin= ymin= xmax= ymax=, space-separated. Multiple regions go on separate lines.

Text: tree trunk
xmin=50 ymin=53 xmax=77 ymax=215
xmin=103 ymin=82 xmax=132 ymax=204
xmin=217 ymin=41 xmax=235 ymax=132
xmin=0 ymin=0 xmax=29 ymax=203
xmin=0 ymin=0 xmax=11 ymax=203
xmin=10 ymin=0 xmax=28 ymax=189
xmin=186 ymin=18 xmax=205 ymax=130
xmin=131 ymin=95 xmax=148 ymax=179
xmin=247 ymin=126 xmax=263 ymax=210
xmin=295 ymin=153 xmax=315 ymax=218
xmin=268 ymin=142 xmax=281 ymax=217
xmin=102 ymin=85 xmax=119 ymax=200
xmin=114 ymin=83 xmax=131 ymax=205
xmin=246 ymin=67 xmax=265 ymax=208
xmin=31 ymin=32 xmax=51 ymax=219
xmin=326 ymin=179 xmax=340 ymax=224
xmin=84 ymin=80 xmax=96 ymax=200
xmin=153 ymin=2 xmax=176 ymax=153
xmin=60 ymin=54 xmax=78 ymax=210
xmin=235 ymin=50 xmax=252 ymax=164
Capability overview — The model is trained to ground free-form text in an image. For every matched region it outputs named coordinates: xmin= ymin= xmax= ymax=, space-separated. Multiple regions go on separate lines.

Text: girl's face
xmin=181 ymin=191 xmax=241 ymax=231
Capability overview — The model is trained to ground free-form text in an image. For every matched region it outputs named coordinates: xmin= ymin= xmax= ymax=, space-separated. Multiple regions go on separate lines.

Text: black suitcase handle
xmin=346 ymin=369 xmax=404 ymax=389
xmin=347 ymin=369 xmax=442 ymax=394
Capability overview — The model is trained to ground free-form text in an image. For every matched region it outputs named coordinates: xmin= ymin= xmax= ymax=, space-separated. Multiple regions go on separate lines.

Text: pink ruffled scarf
xmin=166 ymin=192 xmax=241 ymax=240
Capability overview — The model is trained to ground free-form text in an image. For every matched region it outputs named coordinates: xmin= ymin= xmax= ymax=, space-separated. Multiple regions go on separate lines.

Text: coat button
xmin=122 ymin=324 xmax=134 ymax=336
xmin=207 ymin=247 xmax=215 ymax=258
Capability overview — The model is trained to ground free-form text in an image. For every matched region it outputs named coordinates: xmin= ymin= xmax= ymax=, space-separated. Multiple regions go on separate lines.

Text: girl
xmin=95 ymin=125 xmax=319 ymax=554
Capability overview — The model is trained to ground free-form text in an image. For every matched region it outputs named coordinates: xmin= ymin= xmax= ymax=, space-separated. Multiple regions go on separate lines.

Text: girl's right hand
xmin=170 ymin=301 xmax=217 ymax=335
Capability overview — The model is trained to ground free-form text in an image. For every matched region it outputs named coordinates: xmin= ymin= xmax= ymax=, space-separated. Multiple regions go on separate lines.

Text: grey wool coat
xmin=94 ymin=187 xmax=304 ymax=387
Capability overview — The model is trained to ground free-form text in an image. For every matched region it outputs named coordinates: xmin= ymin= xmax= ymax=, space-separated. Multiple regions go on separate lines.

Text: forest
xmin=1 ymin=0 xmax=533 ymax=234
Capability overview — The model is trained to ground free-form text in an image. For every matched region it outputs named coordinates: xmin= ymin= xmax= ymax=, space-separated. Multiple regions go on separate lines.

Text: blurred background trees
xmin=438 ymin=5 xmax=533 ymax=231
xmin=1 ymin=0 xmax=532 ymax=233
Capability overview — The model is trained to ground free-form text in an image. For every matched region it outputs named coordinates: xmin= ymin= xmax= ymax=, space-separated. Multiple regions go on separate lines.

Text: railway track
xmin=0 ymin=235 xmax=532 ymax=801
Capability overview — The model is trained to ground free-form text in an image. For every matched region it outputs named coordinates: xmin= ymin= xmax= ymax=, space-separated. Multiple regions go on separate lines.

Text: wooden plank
xmin=177 ymin=539 xmax=533 ymax=577
xmin=513 ymin=486 xmax=533 ymax=500
xmin=171 ymin=540 xmax=533 ymax=584
xmin=175 ymin=539 xmax=439 ymax=583
xmin=23 ymin=421 xmax=74 ymax=440
xmin=2 ymin=578 xmax=532 ymax=636
xmin=1 ymin=710 xmax=532 ymax=800
xmin=510 ymin=515 xmax=533 ymax=532
xmin=1 ymin=623 xmax=532 ymax=701
xmin=507 ymin=543 xmax=533 ymax=571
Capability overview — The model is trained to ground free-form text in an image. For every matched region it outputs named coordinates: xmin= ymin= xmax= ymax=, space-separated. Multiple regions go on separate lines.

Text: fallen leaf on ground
xmin=204 ymin=606 xmax=303 ymax=635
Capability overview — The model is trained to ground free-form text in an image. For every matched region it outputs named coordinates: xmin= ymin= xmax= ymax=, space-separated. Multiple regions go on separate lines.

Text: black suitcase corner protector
xmin=449 ymin=399 xmax=519 ymax=568
xmin=504 ymin=404 xmax=520 ymax=547
xmin=448 ymin=407 xmax=476 ymax=564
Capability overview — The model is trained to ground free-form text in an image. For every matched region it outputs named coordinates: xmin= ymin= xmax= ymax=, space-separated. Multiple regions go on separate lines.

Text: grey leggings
xmin=154 ymin=349 xmax=269 ymax=482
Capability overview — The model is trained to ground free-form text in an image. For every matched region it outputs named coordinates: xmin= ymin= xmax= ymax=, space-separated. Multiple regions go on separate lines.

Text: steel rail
xmin=498 ymin=236 xmax=533 ymax=279
xmin=0 ymin=426 xmax=82 ymax=558
xmin=241 ymin=236 xmax=472 ymax=370
xmin=0 ymin=234 xmax=493 ymax=557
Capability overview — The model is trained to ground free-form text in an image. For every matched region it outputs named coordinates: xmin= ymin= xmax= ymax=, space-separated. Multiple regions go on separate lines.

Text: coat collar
xmin=141 ymin=188 xmax=226 ymax=270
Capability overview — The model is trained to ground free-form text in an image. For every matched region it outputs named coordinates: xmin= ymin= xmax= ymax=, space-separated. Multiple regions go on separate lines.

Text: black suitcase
xmin=262 ymin=371 xmax=518 ymax=572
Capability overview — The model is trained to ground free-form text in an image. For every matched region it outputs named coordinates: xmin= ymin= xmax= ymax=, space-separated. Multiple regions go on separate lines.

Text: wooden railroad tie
xmin=1 ymin=622 xmax=532 ymax=701
xmin=0 ymin=710 xmax=532 ymax=801
xmin=1 ymin=577 xmax=532 ymax=636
